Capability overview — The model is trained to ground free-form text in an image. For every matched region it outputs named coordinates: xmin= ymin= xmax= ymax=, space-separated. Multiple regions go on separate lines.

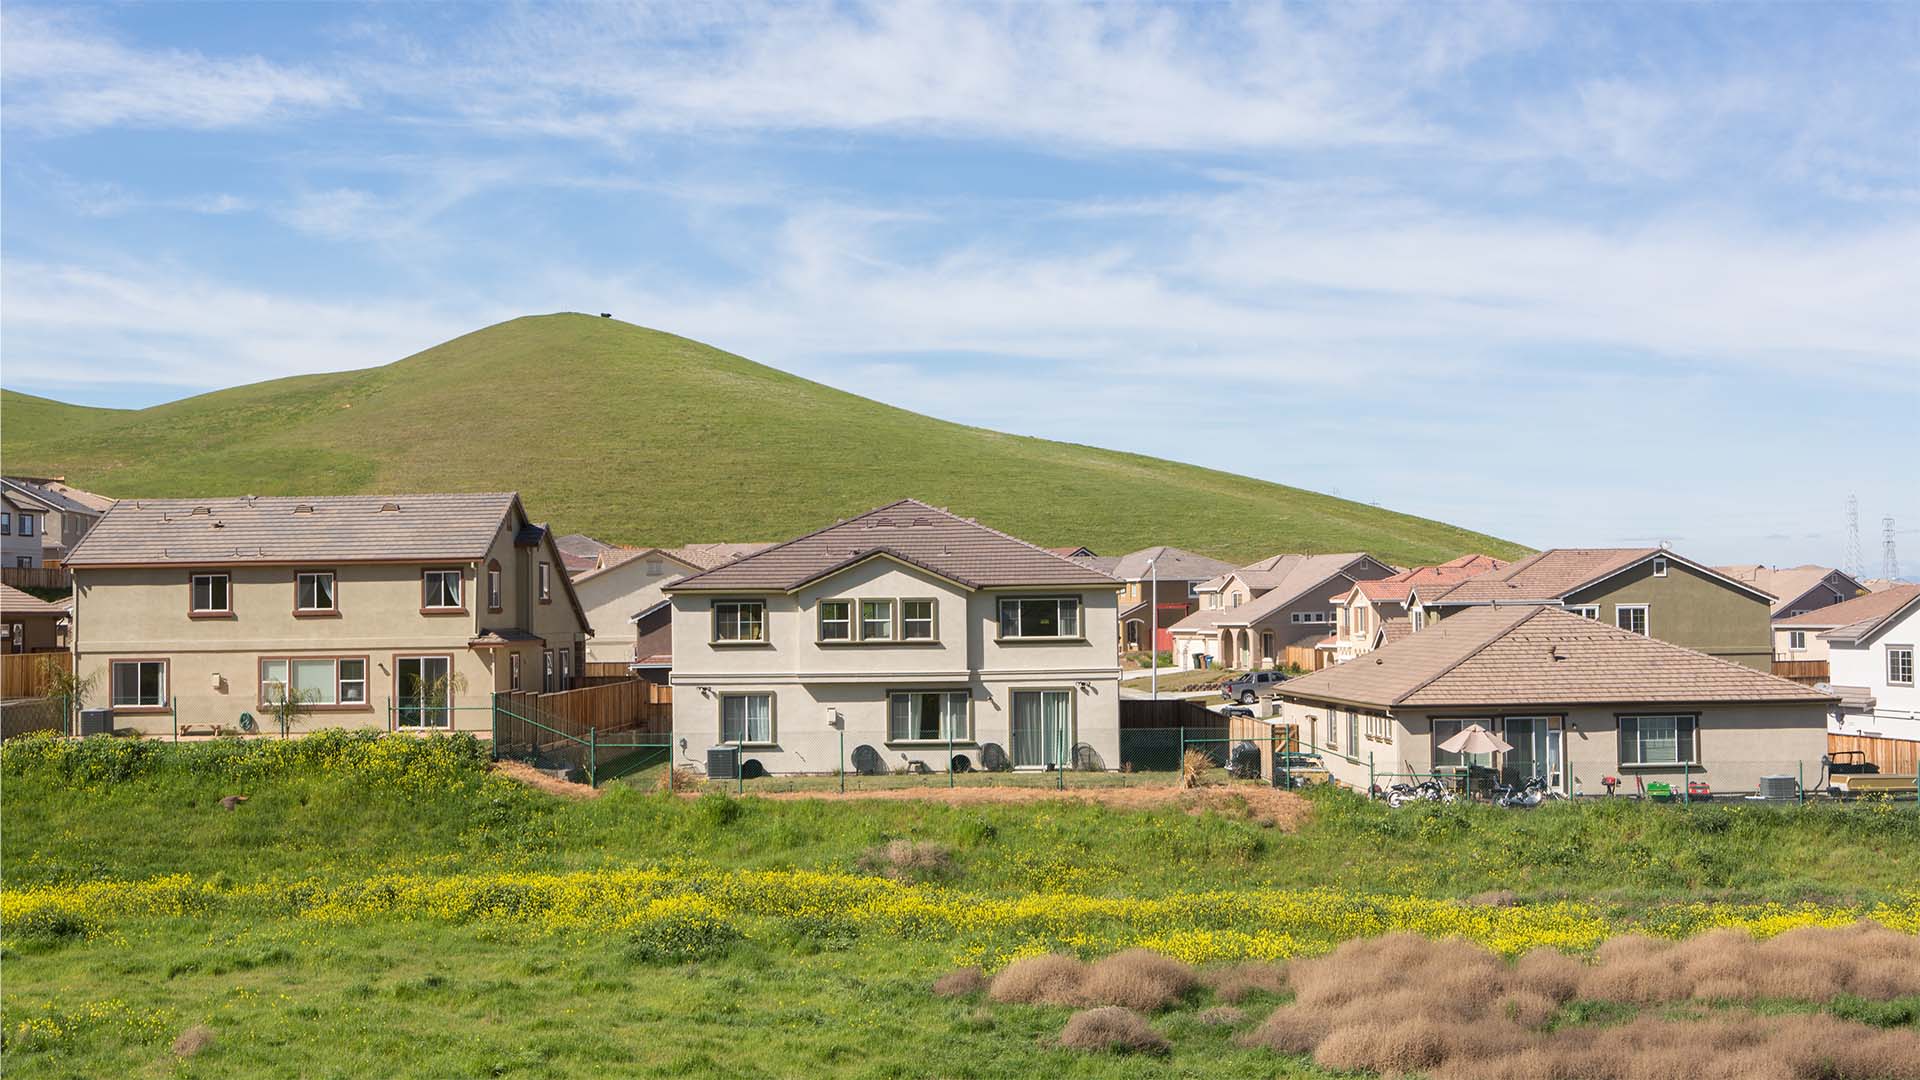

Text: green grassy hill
xmin=0 ymin=314 xmax=1524 ymax=565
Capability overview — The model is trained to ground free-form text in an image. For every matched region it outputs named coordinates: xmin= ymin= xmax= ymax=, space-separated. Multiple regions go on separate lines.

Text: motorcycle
xmin=1381 ymin=778 xmax=1456 ymax=808
xmin=1493 ymin=776 xmax=1562 ymax=808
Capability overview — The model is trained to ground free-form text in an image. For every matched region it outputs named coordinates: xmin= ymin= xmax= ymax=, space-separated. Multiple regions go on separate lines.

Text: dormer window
xmin=1652 ymin=557 xmax=1668 ymax=577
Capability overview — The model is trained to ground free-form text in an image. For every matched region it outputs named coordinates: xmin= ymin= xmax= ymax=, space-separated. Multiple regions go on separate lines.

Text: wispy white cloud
xmin=1 ymin=9 xmax=353 ymax=132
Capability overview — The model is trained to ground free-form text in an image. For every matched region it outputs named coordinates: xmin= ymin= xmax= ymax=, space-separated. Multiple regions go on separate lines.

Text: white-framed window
xmin=260 ymin=656 xmax=366 ymax=706
xmin=487 ymin=563 xmax=502 ymax=611
xmin=1789 ymin=609 xmax=1810 ymax=617
xmin=1230 ymin=592 xmax=1242 ymax=608
xmin=860 ymin=599 xmax=895 ymax=641
xmin=1615 ymin=604 xmax=1649 ymax=636
xmin=901 ymin=599 xmax=936 ymax=640
xmin=110 ymin=660 xmax=166 ymax=708
xmin=1412 ymin=609 xmax=1426 ymax=632
xmin=1566 ymin=605 xmax=1600 ymax=620
xmin=818 ymin=600 xmax=852 ymax=641
xmin=542 ymin=649 xmax=555 ymax=691
xmin=1291 ymin=611 xmax=1330 ymax=624
xmin=1788 ymin=630 xmax=1807 ymax=651
xmin=557 ymin=648 xmax=571 ymax=689
xmin=191 ymin=573 xmax=231 ymax=614
xmin=1652 ymin=557 xmax=1667 ymax=577
xmin=712 ymin=600 xmax=766 ymax=643
xmin=422 ymin=569 xmax=462 ymax=610
xmin=396 ymin=655 xmax=453 ymax=728
xmin=721 ymin=692 xmax=774 ymax=744
xmin=888 ymin=690 xmax=970 ymax=742
xmin=18 ymin=513 xmax=33 ymax=537
xmin=538 ymin=561 xmax=552 ymax=602
xmin=509 ymin=652 xmax=523 ymax=691
xmin=1889 ymin=646 xmax=1915 ymax=687
xmin=296 ymin=572 xmax=336 ymax=612
xmin=1619 ymin=714 xmax=1697 ymax=766
xmin=998 ymin=596 xmax=1081 ymax=639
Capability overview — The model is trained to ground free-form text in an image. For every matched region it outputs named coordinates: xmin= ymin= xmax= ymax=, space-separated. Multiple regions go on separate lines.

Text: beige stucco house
xmin=1328 ymin=554 xmax=1508 ymax=662
xmin=1169 ymin=553 xmax=1395 ymax=670
xmin=1274 ymin=606 xmax=1833 ymax=797
xmin=570 ymin=542 xmax=771 ymax=667
xmin=1074 ymin=546 xmax=1236 ymax=655
xmin=665 ymin=499 xmax=1122 ymax=776
xmin=2 ymin=477 xmax=113 ymax=567
xmin=1 ymin=584 xmax=69 ymax=656
xmin=65 ymin=493 xmax=590 ymax=736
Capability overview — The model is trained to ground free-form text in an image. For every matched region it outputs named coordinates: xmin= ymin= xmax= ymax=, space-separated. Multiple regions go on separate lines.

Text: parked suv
xmin=1220 ymin=670 xmax=1289 ymax=704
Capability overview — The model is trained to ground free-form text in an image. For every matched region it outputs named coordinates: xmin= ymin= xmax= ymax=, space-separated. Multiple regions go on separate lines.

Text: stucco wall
xmin=1828 ymin=602 xmax=1920 ymax=737
xmin=1773 ymin=624 xmax=1832 ymax=662
xmin=573 ymin=555 xmax=691 ymax=662
xmin=1563 ymin=560 xmax=1774 ymax=670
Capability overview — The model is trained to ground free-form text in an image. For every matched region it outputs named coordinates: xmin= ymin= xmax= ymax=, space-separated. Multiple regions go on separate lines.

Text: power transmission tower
xmin=1844 ymin=495 xmax=1865 ymax=579
xmin=1884 ymin=517 xmax=1900 ymax=581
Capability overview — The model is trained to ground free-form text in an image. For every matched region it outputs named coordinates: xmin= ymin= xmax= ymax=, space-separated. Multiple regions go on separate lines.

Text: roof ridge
xmin=1390 ymin=605 xmax=1546 ymax=704
xmin=666 ymin=499 xmax=922 ymax=589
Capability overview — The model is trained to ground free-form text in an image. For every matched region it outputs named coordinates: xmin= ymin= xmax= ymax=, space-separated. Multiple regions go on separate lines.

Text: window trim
xmin=1565 ymin=604 xmax=1600 ymax=620
xmin=420 ymin=567 xmax=466 ymax=614
xmin=108 ymin=657 xmax=170 ymax=712
xmin=188 ymin=571 xmax=234 ymax=619
xmin=1652 ymin=556 xmax=1668 ymax=577
xmin=0 ymin=511 xmax=9 ymax=535
xmin=1787 ymin=630 xmax=1807 ymax=652
xmin=393 ymin=653 xmax=456 ymax=730
xmin=538 ymin=561 xmax=552 ymax=604
xmin=900 ymin=597 xmax=938 ymax=642
xmin=996 ymin=595 xmax=1085 ymax=642
xmin=710 ymin=598 xmax=769 ymax=646
xmin=509 ymin=651 xmax=524 ymax=692
xmin=293 ymin=569 xmax=339 ymax=618
xmin=816 ymin=599 xmax=853 ymax=643
xmin=257 ymin=654 xmax=373 ymax=711
xmin=886 ymin=689 xmax=973 ymax=745
xmin=719 ymin=691 xmax=776 ymax=747
xmin=542 ymin=649 xmax=555 ymax=692
xmin=1889 ymin=645 xmax=1915 ymax=687
xmin=1617 ymin=713 xmax=1699 ymax=768
xmin=18 ymin=513 xmax=33 ymax=537
xmin=1615 ymin=603 xmax=1650 ymax=636
xmin=858 ymin=597 xmax=897 ymax=642
xmin=486 ymin=560 xmax=503 ymax=614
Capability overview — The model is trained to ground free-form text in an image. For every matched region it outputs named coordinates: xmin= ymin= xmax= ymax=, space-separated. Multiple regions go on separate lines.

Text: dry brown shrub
xmin=1056 ymin=1007 xmax=1170 ymax=1055
xmin=855 ymin=839 xmax=954 ymax=882
xmin=1236 ymin=1005 xmax=1329 ymax=1054
xmin=1193 ymin=1005 xmax=1246 ymax=1027
xmin=1467 ymin=889 xmax=1520 ymax=907
xmin=1181 ymin=749 xmax=1214 ymax=788
xmin=931 ymin=967 xmax=987 ymax=998
xmin=171 ymin=1025 xmax=215 ymax=1058
xmin=989 ymin=953 xmax=1087 ymax=1005
xmin=1513 ymin=947 xmax=1584 ymax=1003
xmin=655 ymin=766 xmax=700 ymax=793
xmin=1313 ymin=1016 xmax=1459 ymax=1076
xmin=1493 ymin=989 xmax=1559 ymax=1029
xmin=1205 ymin=961 xmax=1290 ymax=1003
xmin=1078 ymin=949 xmax=1197 ymax=1011
xmin=1575 ymin=921 xmax=1920 ymax=1008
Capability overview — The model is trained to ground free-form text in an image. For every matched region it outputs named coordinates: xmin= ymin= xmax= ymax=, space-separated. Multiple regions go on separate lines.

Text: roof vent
xmin=1549 ymin=645 xmax=1566 ymax=661
xmin=191 ymin=506 xmax=212 ymax=516
xmin=293 ymin=504 xmax=314 ymax=514
xmin=212 ymin=521 xmax=225 ymax=529
xmin=378 ymin=502 xmax=401 ymax=513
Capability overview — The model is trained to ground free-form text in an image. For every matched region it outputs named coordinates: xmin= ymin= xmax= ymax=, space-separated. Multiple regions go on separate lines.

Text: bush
xmin=4 ymin=906 xmax=96 ymax=943
xmin=989 ymin=954 xmax=1087 ymax=1005
xmin=931 ymin=968 xmax=988 ymax=998
xmin=0 ymin=730 xmax=492 ymax=791
xmin=694 ymin=792 xmax=742 ymax=827
xmin=1056 ymin=1007 xmax=1169 ymax=1055
xmin=1077 ymin=949 xmax=1197 ymax=1011
xmin=623 ymin=907 xmax=738 ymax=965
xmin=855 ymin=840 xmax=954 ymax=883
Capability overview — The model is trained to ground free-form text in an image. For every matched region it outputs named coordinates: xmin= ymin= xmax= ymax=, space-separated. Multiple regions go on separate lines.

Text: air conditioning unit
xmin=706 ymin=745 xmax=740 ymax=780
xmin=78 ymin=708 xmax=114 ymax=736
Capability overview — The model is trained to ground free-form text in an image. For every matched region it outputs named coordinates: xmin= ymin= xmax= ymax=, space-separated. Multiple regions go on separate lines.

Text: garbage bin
xmin=78 ymin=708 xmax=114 ymax=736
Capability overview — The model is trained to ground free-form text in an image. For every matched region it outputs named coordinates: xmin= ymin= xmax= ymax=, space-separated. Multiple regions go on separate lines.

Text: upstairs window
xmin=998 ymin=596 xmax=1080 ymax=639
xmin=901 ymin=599 xmax=936 ymax=640
xmin=538 ymin=562 xmax=552 ymax=603
xmin=1566 ymin=605 xmax=1600 ymax=620
xmin=1652 ymin=557 xmax=1668 ymax=577
xmin=487 ymin=562 xmax=502 ymax=612
xmin=1890 ymin=646 xmax=1915 ymax=687
xmin=0 ymin=512 xmax=9 ymax=535
xmin=1787 ymin=630 xmax=1807 ymax=651
xmin=818 ymin=600 xmax=852 ymax=642
xmin=712 ymin=600 xmax=766 ymax=643
xmin=860 ymin=599 xmax=895 ymax=641
xmin=1615 ymin=604 xmax=1649 ymax=636
xmin=18 ymin=513 xmax=33 ymax=537
xmin=422 ymin=569 xmax=463 ymax=611
xmin=296 ymin=572 xmax=336 ymax=613
xmin=191 ymin=573 xmax=231 ymax=615
xmin=646 ymin=558 xmax=664 ymax=575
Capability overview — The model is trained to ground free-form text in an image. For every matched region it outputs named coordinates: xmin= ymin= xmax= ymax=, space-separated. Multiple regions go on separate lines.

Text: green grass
xmin=4 ymin=734 xmax=1917 ymax=1077
xmin=0 ymin=313 xmax=1526 ymax=566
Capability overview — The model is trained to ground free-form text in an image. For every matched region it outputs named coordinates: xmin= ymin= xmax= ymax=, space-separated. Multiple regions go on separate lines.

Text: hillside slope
xmin=0 ymin=314 xmax=1524 ymax=565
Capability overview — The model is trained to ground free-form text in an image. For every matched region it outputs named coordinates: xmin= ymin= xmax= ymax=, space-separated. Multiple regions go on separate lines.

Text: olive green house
xmin=1413 ymin=548 xmax=1775 ymax=671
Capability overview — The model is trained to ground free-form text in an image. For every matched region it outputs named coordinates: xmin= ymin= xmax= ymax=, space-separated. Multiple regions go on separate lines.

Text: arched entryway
xmin=1124 ymin=619 xmax=1145 ymax=651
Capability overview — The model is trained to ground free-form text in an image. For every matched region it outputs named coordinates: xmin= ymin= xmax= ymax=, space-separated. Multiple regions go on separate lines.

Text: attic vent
xmin=191 ymin=506 xmax=212 ymax=516
xmin=378 ymin=502 xmax=401 ymax=513
xmin=293 ymin=504 xmax=314 ymax=515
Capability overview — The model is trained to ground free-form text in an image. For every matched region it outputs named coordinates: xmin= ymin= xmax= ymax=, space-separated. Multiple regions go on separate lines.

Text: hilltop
xmin=0 ymin=314 xmax=1523 ymax=565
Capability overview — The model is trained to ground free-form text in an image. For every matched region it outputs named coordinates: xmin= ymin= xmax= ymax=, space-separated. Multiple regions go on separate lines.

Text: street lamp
xmin=1148 ymin=553 xmax=1160 ymax=705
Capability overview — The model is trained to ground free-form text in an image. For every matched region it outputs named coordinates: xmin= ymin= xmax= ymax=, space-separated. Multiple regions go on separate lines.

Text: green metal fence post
xmin=839 ymin=725 xmax=845 ymax=795
xmin=1798 ymin=759 xmax=1804 ymax=805
xmin=171 ymin=696 xmax=178 ymax=742
xmin=1368 ymin=750 xmax=1375 ymax=796
xmin=588 ymin=727 xmax=597 ymax=789
xmin=948 ymin=725 xmax=955 ymax=789
xmin=1683 ymin=759 xmax=1691 ymax=806
xmin=1179 ymin=725 xmax=1186 ymax=770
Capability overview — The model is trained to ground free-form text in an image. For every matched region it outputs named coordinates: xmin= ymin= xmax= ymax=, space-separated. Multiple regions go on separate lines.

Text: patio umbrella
xmin=1438 ymin=723 xmax=1512 ymax=755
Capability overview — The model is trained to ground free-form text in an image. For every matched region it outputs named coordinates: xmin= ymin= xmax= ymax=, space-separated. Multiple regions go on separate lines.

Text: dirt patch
xmin=751 ymin=783 xmax=1310 ymax=828
xmin=492 ymin=760 xmax=600 ymax=800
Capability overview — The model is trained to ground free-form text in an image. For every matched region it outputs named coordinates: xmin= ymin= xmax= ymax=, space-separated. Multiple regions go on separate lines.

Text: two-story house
xmin=1 ymin=488 xmax=49 ymax=569
xmin=1415 ymin=548 xmax=1775 ymax=670
xmin=1784 ymin=584 xmax=1919 ymax=745
xmin=65 ymin=493 xmax=590 ymax=735
xmin=1328 ymin=555 xmax=1509 ymax=662
xmin=1715 ymin=564 xmax=1868 ymax=662
xmin=1168 ymin=553 xmax=1395 ymax=670
xmin=1075 ymin=546 xmax=1236 ymax=655
xmin=2 ymin=477 xmax=114 ymax=567
xmin=569 ymin=542 xmax=770 ymax=666
xmin=664 ymin=499 xmax=1122 ymax=776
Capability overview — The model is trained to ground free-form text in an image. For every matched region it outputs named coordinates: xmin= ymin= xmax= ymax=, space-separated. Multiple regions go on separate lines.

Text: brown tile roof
xmin=64 ymin=493 xmax=520 ymax=566
xmin=1377 ymin=616 xmax=1415 ymax=646
xmin=572 ymin=542 xmax=774 ymax=584
xmin=1098 ymin=546 xmax=1237 ymax=582
xmin=0 ymin=584 xmax=69 ymax=616
xmin=1340 ymin=558 xmax=1510 ymax=603
xmin=1278 ymin=606 xmax=1829 ymax=710
xmin=2 ymin=477 xmax=112 ymax=517
xmin=469 ymin=627 xmax=544 ymax=647
xmin=1425 ymin=548 xmax=1772 ymax=607
xmin=1172 ymin=553 xmax=1385 ymax=633
xmin=663 ymin=500 xmax=1121 ymax=592
xmin=1714 ymin=564 xmax=1865 ymax=617
xmin=1787 ymin=584 xmax=1920 ymax=645
xmin=1047 ymin=545 xmax=1096 ymax=558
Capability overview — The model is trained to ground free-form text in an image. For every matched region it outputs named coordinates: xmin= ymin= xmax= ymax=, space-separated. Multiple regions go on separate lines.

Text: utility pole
xmin=1884 ymin=517 xmax=1900 ymax=582
xmin=1149 ymin=553 xmax=1160 ymax=705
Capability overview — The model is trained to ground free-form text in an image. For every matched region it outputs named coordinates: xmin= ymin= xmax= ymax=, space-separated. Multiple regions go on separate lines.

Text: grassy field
xmin=3 ymin=733 xmax=1917 ymax=1078
xmin=1121 ymin=669 xmax=1243 ymax=694
xmin=0 ymin=314 xmax=1525 ymax=567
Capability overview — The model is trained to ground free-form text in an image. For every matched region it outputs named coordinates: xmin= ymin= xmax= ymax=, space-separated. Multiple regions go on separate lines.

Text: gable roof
xmin=2 ymin=477 xmax=111 ymax=517
xmin=1047 ymin=545 xmax=1096 ymax=558
xmin=1171 ymin=553 xmax=1384 ymax=633
xmin=1279 ymin=606 xmax=1829 ymax=711
xmin=1099 ymin=546 xmax=1238 ymax=583
xmin=1713 ymin=564 xmax=1865 ymax=618
xmin=1338 ymin=557 xmax=1510 ymax=605
xmin=64 ymin=493 xmax=521 ymax=566
xmin=1787 ymin=584 xmax=1920 ymax=645
xmin=1425 ymin=547 xmax=1773 ymax=606
xmin=663 ymin=499 xmax=1120 ymax=593
xmin=0 ymin=583 xmax=69 ymax=617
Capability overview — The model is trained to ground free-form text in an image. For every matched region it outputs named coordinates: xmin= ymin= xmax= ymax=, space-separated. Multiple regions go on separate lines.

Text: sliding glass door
xmin=1010 ymin=690 xmax=1072 ymax=768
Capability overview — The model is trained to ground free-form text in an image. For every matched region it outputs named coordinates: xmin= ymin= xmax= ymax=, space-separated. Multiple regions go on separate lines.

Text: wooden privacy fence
xmin=496 ymin=679 xmax=670 ymax=741
xmin=1774 ymin=659 xmax=1830 ymax=685
xmin=1283 ymin=645 xmax=1331 ymax=672
xmin=1 ymin=652 xmax=71 ymax=699
xmin=1829 ymin=733 xmax=1919 ymax=777
xmin=0 ymin=567 xmax=72 ymax=591
xmin=582 ymin=662 xmax=632 ymax=678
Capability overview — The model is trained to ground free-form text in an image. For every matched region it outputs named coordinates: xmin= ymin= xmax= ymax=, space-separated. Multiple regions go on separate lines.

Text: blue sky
xmin=2 ymin=2 xmax=1915 ymax=570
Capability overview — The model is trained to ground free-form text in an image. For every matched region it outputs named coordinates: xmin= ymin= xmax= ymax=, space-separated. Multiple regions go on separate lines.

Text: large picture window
xmin=1619 ymin=714 xmax=1697 ymax=767
xmin=296 ymin=572 xmax=336 ymax=613
xmin=721 ymin=693 xmax=773 ymax=744
xmin=260 ymin=657 xmax=367 ymax=706
xmin=396 ymin=655 xmax=454 ymax=728
xmin=818 ymin=600 xmax=852 ymax=641
xmin=860 ymin=599 xmax=894 ymax=641
xmin=889 ymin=691 xmax=969 ymax=742
xmin=110 ymin=660 xmax=166 ymax=708
xmin=422 ymin=569 xmax=462 ymax=610
xmin=191 ymin=573 xmax=231 ymax=614
xmin=998 ymin=597 xmax=1081 ymax=639
xmin=713 ymin=600 xmax=766 ymax=642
